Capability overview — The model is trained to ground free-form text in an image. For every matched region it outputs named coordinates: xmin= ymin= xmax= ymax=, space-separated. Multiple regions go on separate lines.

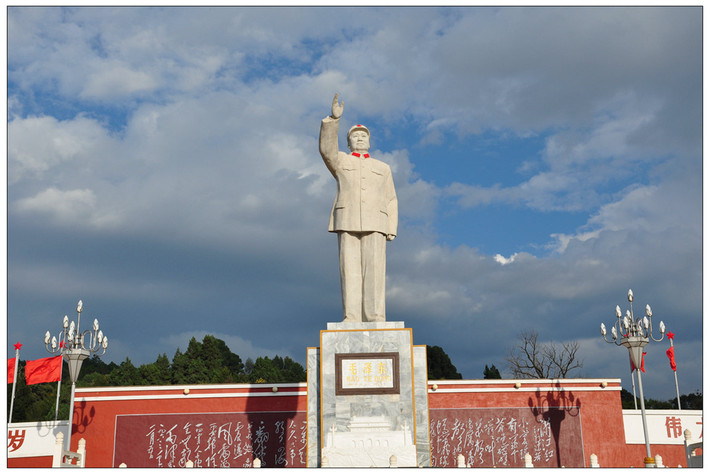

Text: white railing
xmin=684 ymin=428 xmax=703 ymax=468
xmin=52 ymin=432 xmax=85 ymax=467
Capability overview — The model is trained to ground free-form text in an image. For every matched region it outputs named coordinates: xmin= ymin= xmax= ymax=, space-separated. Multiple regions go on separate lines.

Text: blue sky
xmin=6 ymin=6 xmax=703 ymax=400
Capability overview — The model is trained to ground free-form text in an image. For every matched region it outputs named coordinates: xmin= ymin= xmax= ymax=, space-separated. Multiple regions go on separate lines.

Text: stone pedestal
xmin=307 ymin=322 xmax=430 ymax=467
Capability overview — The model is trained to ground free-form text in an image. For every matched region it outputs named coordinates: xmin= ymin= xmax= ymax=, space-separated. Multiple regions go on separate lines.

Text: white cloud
xmin=549 ymin=231 xmax=600 ymax=254
xmin=81 ymin=62 xmax=158 ymax=99
xmin=8 ymin=115 xmax=117 ymax=185
xmin=494 ymin=253 xmax=518 ymax=265
xmin=16 ymin=187 xmax=95 ymax=213
xmin=14 ymin=187 xmax=122 ymax=229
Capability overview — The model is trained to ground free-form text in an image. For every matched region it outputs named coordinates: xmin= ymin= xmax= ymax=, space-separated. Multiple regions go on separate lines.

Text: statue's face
xmin=348 ymin=130 xmax=370 ymax=153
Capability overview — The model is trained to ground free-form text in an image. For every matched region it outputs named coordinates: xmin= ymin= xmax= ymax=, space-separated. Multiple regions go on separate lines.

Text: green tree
xmin=202 ymin=335 xmax=244 ymax=376
xmin=620 ymin=388 xmax=637 ymax=409
xmin=680 ymin=390 xmax=702 ymax=410
xmin=138 ymin=353 xmax=172 ymax=386
xmin=244 ymin=358 xmax=254 ymax=375
xmin=171 ymin=341 xmax=210 ymax=384
xmin=645 ymin=397 xmax=674 ymax=409
xmin=170 ymin=335 xmax=248 ymax=383
xmin=200 ymin=335 xmax=237 ymax=383
xmin=80 ymin=355 xmax=114 ymax=377
xmin=108 ymin=358 xmax=140 ymax=386
xmin=483 ymin=364 xmax=502 ymax=379
xmin=426 ymin=345 xmax=462 ymax=380
xmin=272 ymin=355 xmax=307 ymax=383
xmin=620 ymin=388 xmax=702 ymax=410
xmin=75 ymin=355 xmax=117 ymax=388
xmin=79 ymin=371 xmax=111 ymax=387
xmin=250 ymin=357 xmax=283 ymax=383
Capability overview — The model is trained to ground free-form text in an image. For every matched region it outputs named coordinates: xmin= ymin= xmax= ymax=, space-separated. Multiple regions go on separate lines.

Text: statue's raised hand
xmin=331 ymin=93 xmax=344 ymax=119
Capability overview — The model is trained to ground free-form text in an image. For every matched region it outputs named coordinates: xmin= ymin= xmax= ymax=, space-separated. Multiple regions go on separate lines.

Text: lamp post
xmin=44 ymin=300 xmax=108 ymax=450
xmin=600 ymin=289 xmax=665 ymax=467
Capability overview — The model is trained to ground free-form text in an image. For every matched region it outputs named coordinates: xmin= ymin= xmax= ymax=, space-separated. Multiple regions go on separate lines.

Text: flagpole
xmin=54 ymin=358 xmax=64 ymax=421
xmin=670 ymin=338 xmax=681 ymax=410
xmin=629 ymin=355 xmax=638 ymax=410
xmin=9 ymin=344 xmax=21 ymax=423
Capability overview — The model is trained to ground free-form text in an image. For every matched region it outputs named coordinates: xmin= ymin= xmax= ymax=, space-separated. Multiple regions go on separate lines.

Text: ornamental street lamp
xmin=600 ymin=289 xmax=665 ymax=467
xmin=44 ymin=300 xmax=108 ymax=450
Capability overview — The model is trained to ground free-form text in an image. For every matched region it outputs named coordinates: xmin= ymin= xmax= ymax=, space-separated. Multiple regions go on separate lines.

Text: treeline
xmin=426 ymin=345 xmax=463 ymax=379
xmin=8 ymin=335 xmax=306 ymax=423
xmin=620 ymin=388 xmax=702 ymax=410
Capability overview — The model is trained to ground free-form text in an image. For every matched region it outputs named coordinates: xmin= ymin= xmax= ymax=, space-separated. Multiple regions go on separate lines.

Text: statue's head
xmin=347 ymin=124 xmax=370 ymax=153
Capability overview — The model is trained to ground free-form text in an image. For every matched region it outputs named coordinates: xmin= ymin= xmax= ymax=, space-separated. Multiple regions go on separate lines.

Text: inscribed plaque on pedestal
xmin=335 ymin=352 xmax=399 ymax=395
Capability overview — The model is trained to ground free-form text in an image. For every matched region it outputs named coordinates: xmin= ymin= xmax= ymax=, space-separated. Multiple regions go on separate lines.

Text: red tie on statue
xmin=352 ymin=153 xmax=369 ymax=158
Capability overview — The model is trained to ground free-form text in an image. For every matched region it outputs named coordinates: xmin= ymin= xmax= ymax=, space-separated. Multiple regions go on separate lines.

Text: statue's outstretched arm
xmin=320 ymin=94 xmax=342 ymax=176
xmin=331 ymin=93 xmax=343 ymax=119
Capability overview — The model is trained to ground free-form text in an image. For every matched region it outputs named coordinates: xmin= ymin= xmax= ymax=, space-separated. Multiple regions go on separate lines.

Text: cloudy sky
xmin=7 ymin=6 xmax=702 ymax=400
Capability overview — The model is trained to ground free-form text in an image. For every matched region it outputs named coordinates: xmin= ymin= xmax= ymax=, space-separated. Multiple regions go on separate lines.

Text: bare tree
xmin=506 ymin=330 xmax=583 ymax=379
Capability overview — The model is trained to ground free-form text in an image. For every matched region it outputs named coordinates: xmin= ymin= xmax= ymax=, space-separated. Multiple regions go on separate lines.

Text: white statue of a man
xmin=319 ymin=93 xmax=398 ymax=322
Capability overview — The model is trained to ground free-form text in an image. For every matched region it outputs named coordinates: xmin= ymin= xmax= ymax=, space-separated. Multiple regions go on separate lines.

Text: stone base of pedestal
xmin=306 ymin=321 xmax=430 ymax=468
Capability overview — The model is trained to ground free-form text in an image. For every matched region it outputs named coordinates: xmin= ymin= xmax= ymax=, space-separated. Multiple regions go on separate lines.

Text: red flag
xmin=630 ymin=352 xmax=646 ymax=373
xmin=8 ymin=358 xmax=16 ymax=384
xmin=25 ymin=356 xmax=62 ymax=385
xmin=666 ymin=346 xmax=677 ymax=371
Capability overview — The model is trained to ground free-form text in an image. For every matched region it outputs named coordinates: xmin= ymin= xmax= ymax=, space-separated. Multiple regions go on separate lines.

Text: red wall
xmin=426 ymin=379 xmax=684 ymax=468
xmin=428 ymin=379 xmax=624 ymax=467
xmin=12 ymin=378 xmax=689 ymax=468
xmin=71 ymin=383 xmax=306 ymax=467
xmin=8 ymin=455 xmax=53 ymax=468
